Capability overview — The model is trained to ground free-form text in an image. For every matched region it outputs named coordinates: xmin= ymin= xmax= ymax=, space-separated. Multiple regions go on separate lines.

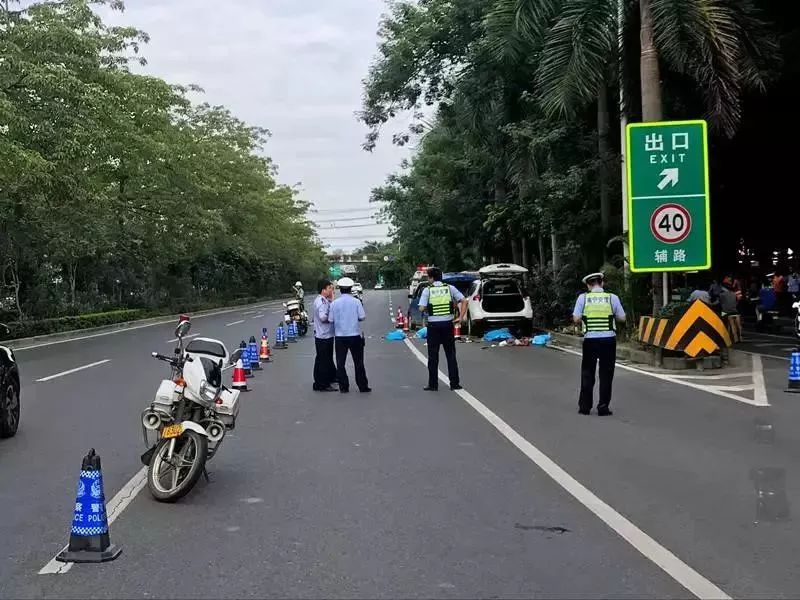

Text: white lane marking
xmin=252 ymin=314 xmax=265 ymax=319
xmin=669 ymin=373 xmax=750 ymax=380
xmin=402 ymin=338 xmax=731 ymax=600
xmin=734 ymin=349 xmax=788 ymax=362
xmin=39 ymin=467 xmax=147 ymax=574
xmin=553 ymin=346 xmax=768 ymax=407
xmin=752 ymin=354 xmax=769 ymax=406
xmin=35 ymin=360 xmax=110 ymax=383
xmin=166 ymin=333 xmax=199 ymax=343
xmin=12 ymin=304 xmax=282 ymax=352
xmin=226 ymin=320 xmax=245 ymax=327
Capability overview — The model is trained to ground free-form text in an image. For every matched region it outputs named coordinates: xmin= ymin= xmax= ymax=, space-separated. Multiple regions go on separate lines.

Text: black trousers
xmin=335 ymin=335 xmax=369 ymax=392
xmin=579 ymin=337 xmax=616 ymax=411
xmin=313 ymin=337 xmax=336 ymax=390
xmin=426 ymin=320 xmax=460 ymax=388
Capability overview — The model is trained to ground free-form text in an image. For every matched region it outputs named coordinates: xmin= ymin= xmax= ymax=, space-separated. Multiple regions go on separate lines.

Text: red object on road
xmin=453 ymin=321 xmax=462 ymax=340
xmin=396 ymin=308 xmax=405 ymax=329
xmin=232 ymin=359 xmax=248 ymax=391
xmin=259 ymin=336 xmax=271 ymax=362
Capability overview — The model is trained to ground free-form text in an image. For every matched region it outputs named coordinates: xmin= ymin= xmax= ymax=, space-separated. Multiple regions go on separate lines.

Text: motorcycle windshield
xmin=186 ymin=338 xmax=227 ymax=359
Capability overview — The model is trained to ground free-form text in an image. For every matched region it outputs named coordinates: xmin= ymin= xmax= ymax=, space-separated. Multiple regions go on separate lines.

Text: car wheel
xmin=0 ymin=377 xmax=20 ymax=438
xmin=468 ymin=314 xmax=482 ymax=337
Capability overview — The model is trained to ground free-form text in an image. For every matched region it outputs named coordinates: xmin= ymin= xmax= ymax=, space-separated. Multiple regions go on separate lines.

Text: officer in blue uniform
xmin=572 ymin=272 xmax=626 ymax=416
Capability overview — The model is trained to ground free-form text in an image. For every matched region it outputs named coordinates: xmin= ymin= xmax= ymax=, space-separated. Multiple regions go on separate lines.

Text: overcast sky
xmin=100 ymin=0 xmax=410 ymax=251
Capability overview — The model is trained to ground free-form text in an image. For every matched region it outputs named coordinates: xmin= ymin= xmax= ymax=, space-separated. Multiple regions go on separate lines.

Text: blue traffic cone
xmin=248 ymin=336 xmax=261 ymax=370
xmin=240 ymin=340 xmax=253 ymax=377
xmin=276 ymin=324 xmax=287 ymax=349
xmin=288 ymin=321 xmax=297 ymax=343
xmin=786 ymin=349 xmax=800 ymax=393
xmin=56 ymin=449 xmax=121 ymax=563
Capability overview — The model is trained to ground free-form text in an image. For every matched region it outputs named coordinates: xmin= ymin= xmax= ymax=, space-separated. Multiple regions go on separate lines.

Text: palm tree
xmin=489 ymin=0 xmax=777 ymax=310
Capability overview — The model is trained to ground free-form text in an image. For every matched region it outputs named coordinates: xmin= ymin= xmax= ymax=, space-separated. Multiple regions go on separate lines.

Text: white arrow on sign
xmin=657 ymin=168 xmax=680 ymax=190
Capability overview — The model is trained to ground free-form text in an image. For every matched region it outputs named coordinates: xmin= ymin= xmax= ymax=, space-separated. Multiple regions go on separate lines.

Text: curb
xmin=5 ymin=298 xmax=283 ymax=351
xmin=547 ymin=331 xmax=656 ymax=367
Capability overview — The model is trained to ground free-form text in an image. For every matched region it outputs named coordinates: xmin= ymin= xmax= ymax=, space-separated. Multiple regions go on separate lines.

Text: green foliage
xmin=0 ymin=0 xmax=325 ymax=321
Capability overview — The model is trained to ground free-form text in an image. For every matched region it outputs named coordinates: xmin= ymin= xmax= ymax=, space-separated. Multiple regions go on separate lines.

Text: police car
xmin=0 ymin=324 xmax=20 ymax=438
xmin=464 ymin=263 xmax=533 ymax=336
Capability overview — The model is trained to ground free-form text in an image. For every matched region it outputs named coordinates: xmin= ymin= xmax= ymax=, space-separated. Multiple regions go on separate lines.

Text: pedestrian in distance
xmin=329 ymin=277 xmax=371 ymax=394
xmin=418 ymin=266 xmax=468 ymax=392
xmin=312 ymin=279 xmax=337 ymax=392
xmin=573 ymin=272 xmax=626 ymax=416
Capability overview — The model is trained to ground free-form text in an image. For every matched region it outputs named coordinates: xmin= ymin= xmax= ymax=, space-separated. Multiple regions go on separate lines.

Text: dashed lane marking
xmin=35 ymin=360 xmax=111 ymax=383
xmin=226 ymin=320 xmax=245 ymax=327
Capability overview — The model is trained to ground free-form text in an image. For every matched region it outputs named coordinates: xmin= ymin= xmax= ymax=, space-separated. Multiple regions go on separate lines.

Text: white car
xmin=374 ymin=283 xmax=384 ymax=290
xmin=464 ymin=263 xmax=533 ymax=336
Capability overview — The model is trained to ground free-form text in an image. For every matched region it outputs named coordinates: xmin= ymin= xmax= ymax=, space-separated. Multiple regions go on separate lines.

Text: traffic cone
xmin=396 ymin=308 xmax=405 ymax=329
xmin=454 ymin=320 xmax=462 ymax=340
xmin=248 ymin=336 xmax=261 ymax=370
xmin=259 ymin=328 xmax=272 ymax=362
xmin=403 ymin=312 xmax=410 ymax=334
xmin=240 ymin=340 xmax=253 ymax=377
xmin=786 ymin=349 xmax=800 ymax=393
xmin=231 ymin=359 xmax=248 ymax=391
xmin=290 ymin=321 xmax=299 ymax=343
xmin=56 ymin=449 xmax=121 ymax=564
xmin=276 ymin=324 xmax=287 ymax=349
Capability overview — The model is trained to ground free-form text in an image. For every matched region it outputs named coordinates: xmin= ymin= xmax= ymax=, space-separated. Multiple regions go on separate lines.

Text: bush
xmin=658 ymin=301 xmax=691 ymax=319
xmin=0 ymin=295 xmax=269 ymax=342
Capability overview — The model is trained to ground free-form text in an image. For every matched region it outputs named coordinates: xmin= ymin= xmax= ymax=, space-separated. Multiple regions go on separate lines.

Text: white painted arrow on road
xmin=658 ymin=168 xmax=680 ymax=190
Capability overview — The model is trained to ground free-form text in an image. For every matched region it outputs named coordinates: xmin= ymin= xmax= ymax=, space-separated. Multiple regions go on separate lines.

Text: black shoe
xmin=450 ymin=384 xmax=463 ymax=391
xmin=424 ymin=386 xmax=438 ymax=391
xmin=578 ymin=408 xmax=591 ymax=415
xmin=359 ymin=387 xmax=372 ymax=393
xmin=319 ymin=386 xmax=337 ymax=392
xmin=597 ymin=408 xmax=613 ymax=416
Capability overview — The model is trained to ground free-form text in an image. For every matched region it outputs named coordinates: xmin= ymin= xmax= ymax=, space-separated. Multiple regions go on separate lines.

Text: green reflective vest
xmin=429 ymin=285 xmax=454 ymax=317
xmin=582 ymin=292 xmax=614 ymax=332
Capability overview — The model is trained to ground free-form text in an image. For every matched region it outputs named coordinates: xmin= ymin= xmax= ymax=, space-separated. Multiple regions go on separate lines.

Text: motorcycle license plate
xmin=161 ymin=424 xmax=184 ymax=439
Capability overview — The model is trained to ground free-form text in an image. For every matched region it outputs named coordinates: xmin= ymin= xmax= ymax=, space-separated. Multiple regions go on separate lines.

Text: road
xmin=1 ymin=290 xmax=799 ymax=598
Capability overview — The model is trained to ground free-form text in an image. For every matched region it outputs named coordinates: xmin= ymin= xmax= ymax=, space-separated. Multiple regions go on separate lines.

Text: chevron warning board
xmin=638 ymin=299 xmax=732 ymax=358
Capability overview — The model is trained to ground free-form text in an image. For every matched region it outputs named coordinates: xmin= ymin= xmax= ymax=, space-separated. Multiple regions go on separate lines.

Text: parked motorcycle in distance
xmin=140 ymin=318 xmax=241 ymax=502
xmin=283 ymin=298 xmax=309 ymax=336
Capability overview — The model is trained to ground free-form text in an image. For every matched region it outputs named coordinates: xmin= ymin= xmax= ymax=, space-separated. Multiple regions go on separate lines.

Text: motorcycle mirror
xmin=174 ymin=319 xmax=191 ymax=338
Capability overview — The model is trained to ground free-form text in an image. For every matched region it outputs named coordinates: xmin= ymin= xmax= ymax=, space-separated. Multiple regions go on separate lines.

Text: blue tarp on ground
xmin=532 ymin=334 xmax=551 ymax=346
xmin=385 ymin=330 xmax=407 ymax=341
xmin=416 ymin=327 xmax=428 ymax=339
xmin=483 ymin=328 xmax=514 ymax=342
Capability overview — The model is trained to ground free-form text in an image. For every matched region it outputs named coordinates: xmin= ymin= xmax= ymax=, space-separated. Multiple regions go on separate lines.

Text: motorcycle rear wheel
xmin=298 ymin=321 xmax=308 ymax=336
xmin=147 ymin=430 xmax=208 ymax=502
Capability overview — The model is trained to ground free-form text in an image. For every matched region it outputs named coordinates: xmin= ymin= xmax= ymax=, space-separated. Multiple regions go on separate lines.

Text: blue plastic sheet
xmin=532 ymin=334 xmax=551 ymax=346
xmin=483 ymin=328 xmax=514 ymax=342
xmin=385 ymin=330 xmax=407 ymax=341
xmin=416 ymin=327 xmax=428 ymax=339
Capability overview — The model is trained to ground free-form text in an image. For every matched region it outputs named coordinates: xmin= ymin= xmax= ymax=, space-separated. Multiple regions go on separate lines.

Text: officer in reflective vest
xmin=572 ymin=272 xmax=626 ymax=416
xmin=418 ymin=267 xmax=467 ymax=391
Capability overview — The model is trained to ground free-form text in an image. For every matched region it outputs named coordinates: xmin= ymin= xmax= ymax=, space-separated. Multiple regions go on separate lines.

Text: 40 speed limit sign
xmin=626 ymin=120 xmax=711 ymax=272
xmin=650 ymin=204 xmax=691 ymax=244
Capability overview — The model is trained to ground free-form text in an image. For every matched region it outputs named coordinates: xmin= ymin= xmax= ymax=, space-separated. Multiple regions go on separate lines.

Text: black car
xmin=0 ymin=324 xmax=20 ymax=438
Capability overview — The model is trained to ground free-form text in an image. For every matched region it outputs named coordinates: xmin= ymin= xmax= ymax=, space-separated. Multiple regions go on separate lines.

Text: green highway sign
xmin=329 ymin=264 xmax=343 ymax=279
xmin=626 ymin=120 xmax=711 ymax=272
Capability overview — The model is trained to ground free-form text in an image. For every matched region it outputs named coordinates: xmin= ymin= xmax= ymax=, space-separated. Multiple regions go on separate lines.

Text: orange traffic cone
xmin=403 ymin=312 xmax=410 ymax=334
xmin=232 ymin=359 xmax=248 ymax=391
xmin=396 ymin=308 xmax=405 ymax=329
xmin=454 ymin=320 xmax=462 ymax=340
xmin=260 ymin=336 xmax=272 ymax=362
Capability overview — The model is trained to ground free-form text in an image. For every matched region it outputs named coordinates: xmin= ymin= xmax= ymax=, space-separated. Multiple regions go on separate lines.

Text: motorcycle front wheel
xmin=298 ymin=321 xmax=308 ymax=336
xmin=147 ymin=430 xmax=208 ymax=502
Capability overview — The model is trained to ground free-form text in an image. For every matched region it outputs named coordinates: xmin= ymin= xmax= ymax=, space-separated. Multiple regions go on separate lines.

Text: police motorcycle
xmin=140 ymin=317 xmax=241 ymax=502
xmin=283 ymin=298 xmax=309 ymax=336
xmin=793 ymin=300 xmax=800 ymax=341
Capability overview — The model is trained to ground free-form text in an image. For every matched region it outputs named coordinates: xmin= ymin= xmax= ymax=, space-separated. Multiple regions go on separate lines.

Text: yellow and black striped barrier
xmin=638 ymin=300 xmax=733 ymax=358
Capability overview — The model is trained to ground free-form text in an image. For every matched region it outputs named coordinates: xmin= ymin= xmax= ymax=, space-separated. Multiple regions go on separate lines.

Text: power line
xmin=312 ymin=206 xmax=383 ymax=214
xmin=313 ymin=216 xmax=379 ymax=224
xmin=316 ymin=223 xmax=386 ymax=230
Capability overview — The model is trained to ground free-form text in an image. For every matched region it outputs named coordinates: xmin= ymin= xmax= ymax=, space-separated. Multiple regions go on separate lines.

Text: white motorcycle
xmin=793 ymin=301 xmax=800 ymax=341
xmin=283 ymin=298 xmax=309 ymax=337
xmin=140 ymin=318 xmax=242 ymax=502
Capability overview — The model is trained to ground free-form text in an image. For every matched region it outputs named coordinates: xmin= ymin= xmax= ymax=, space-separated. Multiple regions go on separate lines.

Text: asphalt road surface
xmin=2 ymin=290 xmax=800 ymax=598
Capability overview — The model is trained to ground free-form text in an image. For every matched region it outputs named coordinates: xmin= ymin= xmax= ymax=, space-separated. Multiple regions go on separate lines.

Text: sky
xmin=99 ymin=0 xmax=411 ymax=251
